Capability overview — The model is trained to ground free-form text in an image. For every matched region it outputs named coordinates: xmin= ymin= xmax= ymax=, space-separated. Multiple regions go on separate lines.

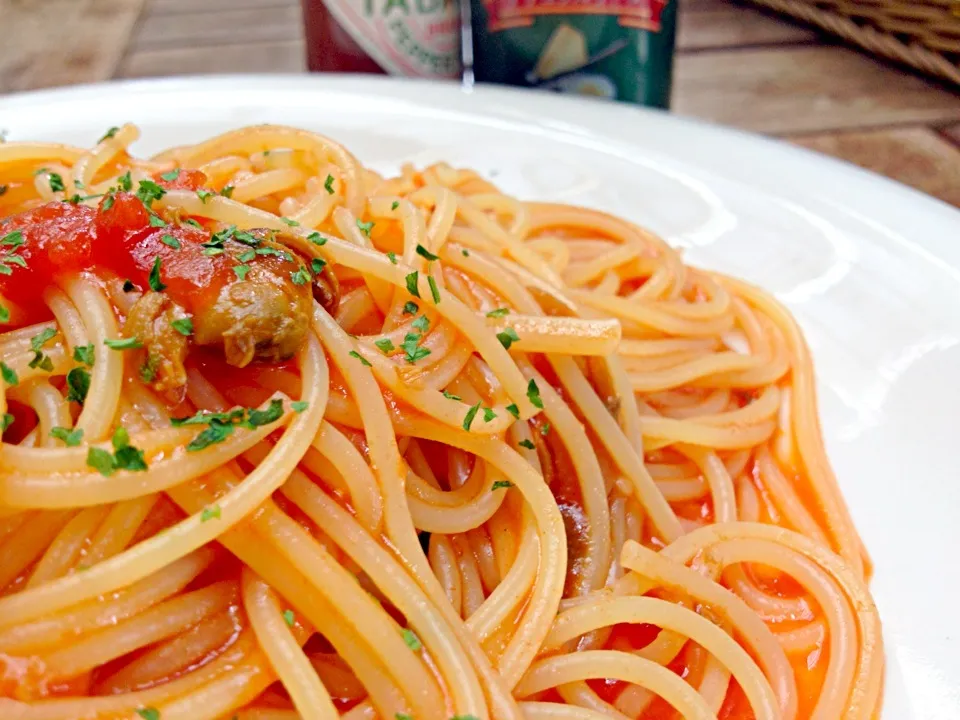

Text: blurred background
xmin=2 ymin=0 xmax=960 ymax=206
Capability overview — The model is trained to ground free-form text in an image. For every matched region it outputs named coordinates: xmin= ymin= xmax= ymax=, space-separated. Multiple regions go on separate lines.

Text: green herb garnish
xmin=527 ymin=379 xmax=543 ymax=409
xmin=462 ymin=401 xmax=481 ymax=431
xmin=50 ymin=426 xmax=83 ymax=446
xmin=73 ymin=344 xmax=95 ymax=367
xmin=104 ymin=337 xmax=143 ymax=350
xmin=171 ymin=317 xmax=193 ymax=336
xmin=496 ymin=328 xmax=519 ymax=350
xmin=349 ymin=350 xmax=371 ymax=367
xmin=405 ymin=271 xmax=420 ymax=298
xmin=416 ymin=244 xmax=438 ymax=261
xmin=0 ymin=361 xmax=17 ymax=387
xmin=66 ymin=367 xmax=90 ymax=404
xmin=149 ymin=256 xmax=166 ymax=291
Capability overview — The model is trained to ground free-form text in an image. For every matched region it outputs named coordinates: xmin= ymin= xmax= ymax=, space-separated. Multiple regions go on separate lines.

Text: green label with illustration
xmin=469 ymin=0 xmax=676 ymax=108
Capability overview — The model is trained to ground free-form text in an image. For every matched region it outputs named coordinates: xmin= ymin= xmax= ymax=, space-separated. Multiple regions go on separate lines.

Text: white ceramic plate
xmin=2 ymin=75 xmax=958 ymax=719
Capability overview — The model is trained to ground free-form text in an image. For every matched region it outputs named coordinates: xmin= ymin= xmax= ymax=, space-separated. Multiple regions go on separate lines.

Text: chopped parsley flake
xmin=324 ymin=175 xmax=334 ymax=194
xmin=136 ymin=180 xmax=166 ymax=208
xmin=101 ymin=195 xmax=115 ymax=211
xmin=400 ymin=333 xmax=431 ymax=364
xmin=47 ymin=173 xmax=65 ymax=193
xmin=374 ymin=338 xmax=395 ymax=354
xmin=50 ymin=426 xmax=83 ymax=446
xmin=411 ymin=315 xmax=429 ymax=332
xmin=518 ymin=439 xmax=535 ymax=450
xmin=0 ymin=413 xmax=12 ymax=433
xmin=0 ymin=362 xmax=17 ymax=387
xmin=486 ymin=307 xmax=509 ymax=318
xmin=118 ymin=172 xmax=133 ymax=191
xmin=233 ymin=264 xmax=251 ymax=281
xmin=492 ymin=480 xmax=513 ymax=491
xmin=527 ymin=378 xmax=543 ymax=409
xmin=311 ymin=258 xmax=326 ymax=274
xmin=0 ymin=305 xmax=8 ymax=323
xmin=307 ymin=231 xmax=326 ymax=246
xmin=496 ymin=328 xmax=520 ymax=350
xmin=160 ymin=168 xmax=181 ymax=181
xmin=238 ymin=250 xmax=256 ymax=263
xmin=540 ymin=422 xmax=551 ymax=436
xmin=201 ymin=505 xmax=221 ymax=522
xmin=349 ymin=350 xmax=371 ymax=367
xmin=149 ymin=256 xmax=166 ymax=292
xmin=291 ymin=401 xmax=308 ymax=413
xmin=148 ymin=214 xmax=167 ymax=228
xmin=416 ymin=244 xmax=438 ymax=262
xmin=401 ymin=629 xmax=422 ymax=651
xmin=462 ymin=401 xmax=481 ymax=431
xmin=183 ymin=218 xmax=202 ymax=229
xmin=391 ymin=201 xmax=400 ymax=210
xmin=171 ymin=317 xmax=193 ymax=336
xmin=405 ymin=271 xmax=420 ymax=298
xmin=187 ymin=422 xmax=234 ymax=452
xmin=506 ymin=404 xmax=520 ymax=419
xmin=139 ymin=355 xmax=160 ymax=383
xmin=387 ymin=252 xmax=398 ymax=264
xmin=220 ymin=185 xmax=234 ymax=198
xmin=66 ymin=367 xmax=91 ymax=404
xmin=442 ymin=390 xmax=461 ymax=401
xmin=290 ymin=267 xmax=311 ymax=285
xmin=280 ymin=217 xmax=299 ymax=227
xmin=0 ymin=230 xmax=27 ymax=276
xmin=482 ymin=407 xmax=497 ymax=422
xmin=283 ymin=609 xmax=296 ymax=627
xmin=461 ymin=249 xmax=470 ymax=257
xmin=160 ymin=234 xmax=180 ymax=249
xmin=428 ymin=276 xmax=440 ymax=304
xmin=402 ymin=301 xmax=418 ymax=315
xmin=29 ymin=328 xmax=57 ymax=371
xmin=196 ymin=189 xmax=216 ymax=203
xmin=73 ymin=344 xmax=95 ymax=367
xmin=104 ymin=336 xmax=143 ymax=350
xmin=86 ymin=428 xmax=147 ymax=476
xmin=1 ymin=230 xmax=23 ymax=248
xmin=135 ymin=709 xmax=159 ymax=720
xmin=246 ymin=399 xmax=284 ymax=427
xmin=98 ymin=126 xmax=120 ymax=143
xmin=357 ymin=219 xmax=374 ymax=236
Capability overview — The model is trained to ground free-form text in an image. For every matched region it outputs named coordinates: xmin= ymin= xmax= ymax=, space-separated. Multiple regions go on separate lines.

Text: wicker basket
xmin=744 ymin=0 xmax=960 ymax=85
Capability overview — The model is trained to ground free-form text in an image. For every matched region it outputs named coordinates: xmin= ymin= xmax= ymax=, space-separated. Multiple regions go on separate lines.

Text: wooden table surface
xmin=3 ymin=0 xmax=960 ymax=208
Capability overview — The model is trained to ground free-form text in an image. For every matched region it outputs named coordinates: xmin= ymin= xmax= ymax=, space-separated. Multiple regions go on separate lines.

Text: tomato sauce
xmin=0 ymin=170 xmax=268 ymax=325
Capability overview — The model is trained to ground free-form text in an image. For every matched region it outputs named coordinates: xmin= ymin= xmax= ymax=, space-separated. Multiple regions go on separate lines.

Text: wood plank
xmin=673 ymin=45 xmax=960 ymax=134
xmin=678 ymin=0 xmax=817 ymax=51
xmin=149 ymin=0 xmax=296 ymax=13
xmin=119 ymin=40 xmax=306 ymax=78
xmin=789 ymin=127 xmax=960 ymax=208
xmin=131 ymin=6 xmax=303 ymax=51
xmin=0 ymin=0 xmax=145 ymax=93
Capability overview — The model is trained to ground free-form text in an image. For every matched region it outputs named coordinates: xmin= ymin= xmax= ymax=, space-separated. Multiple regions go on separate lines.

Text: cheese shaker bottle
xmin=466 ymin=0 xmax=677 ymax=108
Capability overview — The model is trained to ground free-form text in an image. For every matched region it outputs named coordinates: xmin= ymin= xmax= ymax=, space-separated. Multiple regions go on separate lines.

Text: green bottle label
xmin=469 ymin=0 xmax=676 ymax=108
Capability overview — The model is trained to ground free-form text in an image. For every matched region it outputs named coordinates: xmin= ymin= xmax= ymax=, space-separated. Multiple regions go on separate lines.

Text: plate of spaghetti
xmin=0 ymin=75 xmax=957 ymax=720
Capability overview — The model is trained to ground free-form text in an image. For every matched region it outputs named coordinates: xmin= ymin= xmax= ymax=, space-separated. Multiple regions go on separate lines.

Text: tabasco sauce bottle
xmin=301 ymin=0 xmax=462 ymax=78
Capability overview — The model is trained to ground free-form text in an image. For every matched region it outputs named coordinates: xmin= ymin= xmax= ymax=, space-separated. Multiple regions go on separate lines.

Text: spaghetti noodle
xmin=0 ymin=124 xmax=882 ymax=719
